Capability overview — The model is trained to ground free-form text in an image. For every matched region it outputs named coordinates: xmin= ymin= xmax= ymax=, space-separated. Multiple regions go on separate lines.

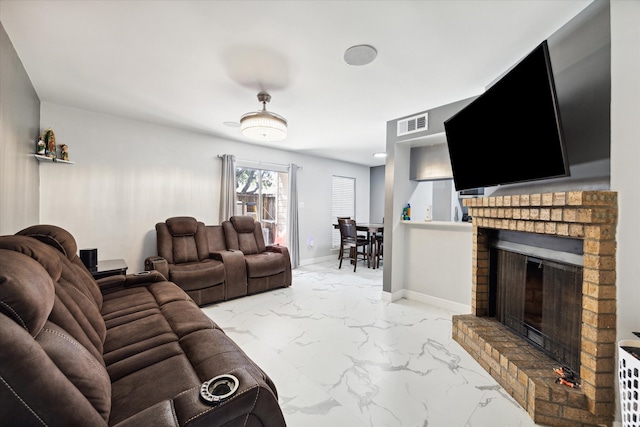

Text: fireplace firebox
xmin=489 ymin=230 xmax=584 ymax=376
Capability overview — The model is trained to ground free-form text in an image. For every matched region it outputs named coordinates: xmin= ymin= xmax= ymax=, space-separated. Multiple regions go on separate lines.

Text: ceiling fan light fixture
xmin=240 ymin=91 xmax=287 ymax=141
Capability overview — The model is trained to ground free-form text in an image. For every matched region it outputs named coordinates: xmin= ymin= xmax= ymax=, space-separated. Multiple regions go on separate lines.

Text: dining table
xmin=333 ymin=222 xmax=384 ymax=269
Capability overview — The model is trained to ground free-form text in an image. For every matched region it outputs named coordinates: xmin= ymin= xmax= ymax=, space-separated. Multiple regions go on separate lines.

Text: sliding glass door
xmin=235 ymin=167 xmax=288 ymax=246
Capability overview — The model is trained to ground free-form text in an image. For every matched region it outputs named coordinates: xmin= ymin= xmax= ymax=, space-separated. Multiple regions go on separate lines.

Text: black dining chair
xmin=338 ymin=218 xmax=369 ymax=271
xmin=336 ymin=216 xmax=351 ymax=259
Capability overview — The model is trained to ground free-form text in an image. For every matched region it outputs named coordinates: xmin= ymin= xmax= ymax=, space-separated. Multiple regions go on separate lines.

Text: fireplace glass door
xmin=494 ymin=249 xmax=583 ymax=375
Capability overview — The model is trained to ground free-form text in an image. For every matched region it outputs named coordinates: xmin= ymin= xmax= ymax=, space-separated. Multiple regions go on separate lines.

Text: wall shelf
xmin=34 ymin=154 xmax=74 ymax=164
xmin=401 ymin=220 xmax=472 ymax=231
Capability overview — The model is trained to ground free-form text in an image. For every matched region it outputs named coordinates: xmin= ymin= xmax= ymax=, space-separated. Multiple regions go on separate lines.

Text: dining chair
xmin=338 ymin=218 xmax=369 ymax=272
xmin=336 ymin=216 xmax=351 ymax=260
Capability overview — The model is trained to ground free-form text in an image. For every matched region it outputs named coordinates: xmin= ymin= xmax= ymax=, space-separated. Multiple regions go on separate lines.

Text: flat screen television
xmin=444 ymin=40 xmax=569 ymax=191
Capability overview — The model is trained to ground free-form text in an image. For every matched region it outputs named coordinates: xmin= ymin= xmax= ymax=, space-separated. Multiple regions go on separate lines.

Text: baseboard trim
xmin=401 ymin=289 xmax=471 ymax=314
xmin=298 ymin=254 xmax=338 ymax=267
xmin=381 ymin=290 xmax=403 ymax=302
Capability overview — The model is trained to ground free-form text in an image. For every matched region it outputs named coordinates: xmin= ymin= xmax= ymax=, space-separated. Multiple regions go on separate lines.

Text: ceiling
xmin=0 ymin=0 xmax=593 ymax=167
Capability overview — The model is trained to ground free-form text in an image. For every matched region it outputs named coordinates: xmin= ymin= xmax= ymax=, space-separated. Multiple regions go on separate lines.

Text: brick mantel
xmin=453 ymin=191 xmax=617 ymax=426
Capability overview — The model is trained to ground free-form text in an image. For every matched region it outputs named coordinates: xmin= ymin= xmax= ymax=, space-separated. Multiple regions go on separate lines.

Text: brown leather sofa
xmin=0 ymin=225 xmax=286 ymax=427
xmin=149 ymin=216 xmax=291 ymax=306
xmin=149 ymin=216 xmax=247 ymax=305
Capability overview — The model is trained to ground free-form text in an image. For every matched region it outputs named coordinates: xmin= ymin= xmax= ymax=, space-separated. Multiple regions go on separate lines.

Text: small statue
xmin=60 ymin=144 xmax=69 ymax=161
xmin=36 ymin=139 xmax=46 ymax=155
xmin=41 ymin=128 xmax=56 ymax=159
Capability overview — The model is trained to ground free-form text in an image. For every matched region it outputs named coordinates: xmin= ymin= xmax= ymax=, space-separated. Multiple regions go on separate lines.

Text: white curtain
xmin=219 ymin=154 xmax=236 ymax=223
xmin=287 ymin=163 xmax=300 ymax=269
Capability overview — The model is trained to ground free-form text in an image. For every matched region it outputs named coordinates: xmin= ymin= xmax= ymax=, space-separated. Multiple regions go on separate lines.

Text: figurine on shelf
xmin=60 ymin=144 xmax=69 ymax=161
xmin=41 ymin=128 xmax=56 ymax=159
xmin=36 ymin=139 xmax=46 ymax=155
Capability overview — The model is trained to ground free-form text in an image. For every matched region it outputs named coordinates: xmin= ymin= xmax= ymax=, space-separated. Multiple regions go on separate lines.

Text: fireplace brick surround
xmin=452 ymin=191 xmax=617 ymax=426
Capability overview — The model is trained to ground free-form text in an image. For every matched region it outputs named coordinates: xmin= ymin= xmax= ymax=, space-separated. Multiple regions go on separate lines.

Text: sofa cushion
xmin=157 ymin=217 xmax=211 ymax=266
xmin=38 ymin=321 xmax=112 ymax=421
xmin=245 ymin=252 xmax=287 ymax=278
xmin=205 ymin=225 xmax=227 ymax=252
xmin=0 ymin=235 xmax=63 ymax=281
xmin=0 ymin=312 xmax=110 ymax=427
xmin=166 ymin=216 xmax=198 ymax=236
xmin=229 ymin=215 xmax=255 ymax=233
xmin=15 ymin=225 xmax=104 ymax=310
xmin=17 ymin=224 xmax=78 ymax=260
xmin=169 ymin=259 xmax=225 ymax=291
xmin=0 ymin=242 xmax=112 ymax=424
xmin=0 ymin=250 xmax=55 ymax=336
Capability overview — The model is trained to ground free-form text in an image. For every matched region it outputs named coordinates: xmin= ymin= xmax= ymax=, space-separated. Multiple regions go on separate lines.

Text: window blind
xmin=331 ymin=175 xmax=355 ymax=248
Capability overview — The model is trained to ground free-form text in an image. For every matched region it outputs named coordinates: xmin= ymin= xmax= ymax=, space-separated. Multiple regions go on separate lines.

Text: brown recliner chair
xmin=151 ymin=216 xmax=244 ymax=305
xmin=222 ymin=216 xmax=292 ymax=295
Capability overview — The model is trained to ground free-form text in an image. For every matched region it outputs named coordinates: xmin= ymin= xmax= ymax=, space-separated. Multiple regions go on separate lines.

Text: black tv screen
xmin=444 ymin=41 xmax=569 ymax=191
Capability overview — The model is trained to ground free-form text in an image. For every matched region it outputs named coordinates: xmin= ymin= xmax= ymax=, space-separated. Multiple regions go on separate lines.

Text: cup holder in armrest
xmin=199 ymin=374 xmax=239 ymax=405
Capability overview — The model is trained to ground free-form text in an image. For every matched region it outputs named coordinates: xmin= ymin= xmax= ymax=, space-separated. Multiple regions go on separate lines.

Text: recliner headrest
xmin=0 ymin=249 xmax=55 ymax=336
xmin=0 ymin=235 xmax=63 ymax=281
xmin=230 ymin=216 xmax=255 ymax=233
xmin=166 ymin=216 xmax=198 ymax=236
xmin=16 ymin=224 xmax=78 ymax=261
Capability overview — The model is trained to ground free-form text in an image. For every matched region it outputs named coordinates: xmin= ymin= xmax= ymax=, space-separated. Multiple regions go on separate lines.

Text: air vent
xmin=397 ymin=113 xmax=428 ymax=136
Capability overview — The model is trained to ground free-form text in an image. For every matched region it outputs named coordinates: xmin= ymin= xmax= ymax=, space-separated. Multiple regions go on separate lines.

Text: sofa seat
xmin=168 ymin=259 xmax=225 ymax=292
xmin=245 ymin=252 xmax=288 ymax=278
xmin=0 ymin=225 xmax=286 ymax=427
xmin=101 ymin=280 xmax=283 ymax=426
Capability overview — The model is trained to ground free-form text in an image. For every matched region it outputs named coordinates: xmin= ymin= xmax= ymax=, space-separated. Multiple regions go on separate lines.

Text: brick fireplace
xmin=452 ymin=191 xmax=617 ymax=426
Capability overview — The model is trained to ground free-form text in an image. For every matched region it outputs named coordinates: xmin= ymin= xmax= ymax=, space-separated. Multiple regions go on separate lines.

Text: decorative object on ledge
xmin=34 ymin=128 xmax=73 ymax=163
xmin=240 ymin=91 xmax=287 ymax=141
xmin=36 ymin=138 xmax=46 ymax=155
xmin=60 ymin=144 xmax=69 ymax=161
xmin=40 ymin=128 xmax=57 ymax=159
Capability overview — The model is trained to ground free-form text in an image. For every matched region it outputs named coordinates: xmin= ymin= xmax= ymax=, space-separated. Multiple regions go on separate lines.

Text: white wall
xmin=610 ymin=0 xmax=640 ymax=342
xmin=0 ymin=23 xmax=40 ymax=235
xmin=403 ymin=222 xmax=472 ymax=313
xmin=39 ymin=103 xmax=370 ymax=272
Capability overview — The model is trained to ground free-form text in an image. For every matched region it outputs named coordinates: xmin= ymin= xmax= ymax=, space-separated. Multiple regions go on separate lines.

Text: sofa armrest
xmin=211 ymin=250 xmax=247 ymax=299
xmin=267 ymin=245 xmax=289 ymax=257
xmin=145 ymin=256 xmax=169 ymax=279
xmin=267 ymin=245 xmax=292 ymax=287
xmin=97 ymin=271 xmax=167 ymax=294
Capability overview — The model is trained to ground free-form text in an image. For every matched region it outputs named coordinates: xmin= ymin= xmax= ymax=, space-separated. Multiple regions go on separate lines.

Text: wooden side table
xmin=89 ymin=259 xmax=128 ymax=280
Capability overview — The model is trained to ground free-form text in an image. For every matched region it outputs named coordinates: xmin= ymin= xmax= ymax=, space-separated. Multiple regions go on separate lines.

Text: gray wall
xmin=0 ymin=22 xmax=40 ymax=235
xmin=369 ymin=165 xmax=385 ymax=223
xmin=489 ymin=1 xmax=611 ymax=196
xmin=547 ymin=0 xmax=610 ymax=168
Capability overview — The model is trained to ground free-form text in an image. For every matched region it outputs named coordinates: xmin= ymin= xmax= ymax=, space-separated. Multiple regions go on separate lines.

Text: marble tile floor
xmin=201 ymin=260 xmax=540 ymax=427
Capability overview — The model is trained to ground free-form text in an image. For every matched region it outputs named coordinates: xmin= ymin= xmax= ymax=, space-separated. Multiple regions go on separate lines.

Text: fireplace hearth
xmin=452 ymin=191 xmax=617 ymax=426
